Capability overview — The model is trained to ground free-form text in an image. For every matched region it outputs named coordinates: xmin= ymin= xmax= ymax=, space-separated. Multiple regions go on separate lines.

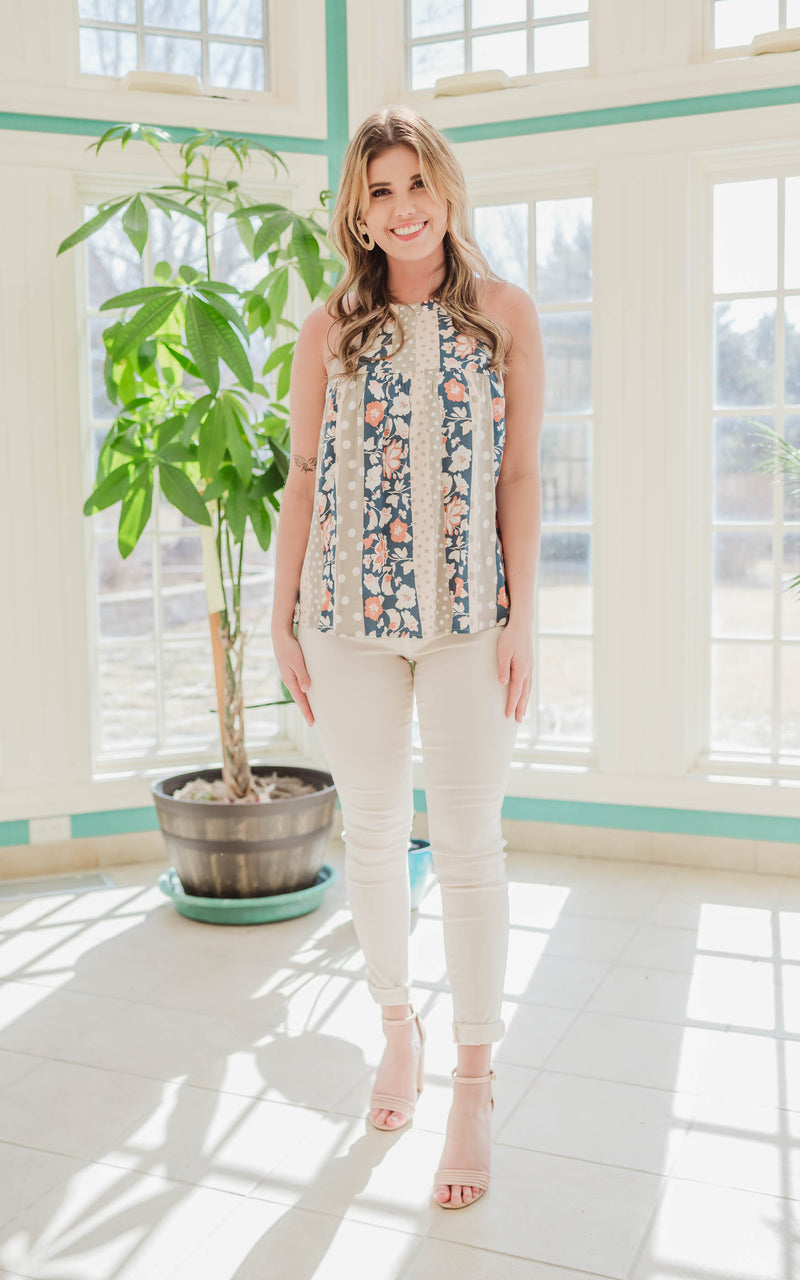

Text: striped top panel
xmin=292 ymin=299 xmax=510 ymax=639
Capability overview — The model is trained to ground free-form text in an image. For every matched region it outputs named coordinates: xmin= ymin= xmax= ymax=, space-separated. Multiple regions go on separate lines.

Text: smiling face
xmin=362 ymin=143 xmax=448 ymax=263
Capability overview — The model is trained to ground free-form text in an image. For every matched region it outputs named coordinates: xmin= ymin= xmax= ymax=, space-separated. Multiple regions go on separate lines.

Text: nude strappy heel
xmin=368 ymin=1008 xmax=425 ymax=1132
xmin=432 ymin=1067 xmax=496 ymax=1209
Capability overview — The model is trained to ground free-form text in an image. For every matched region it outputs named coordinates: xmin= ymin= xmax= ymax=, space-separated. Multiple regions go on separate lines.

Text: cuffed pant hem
xmin=453 ymin=1018 xmax=505 ymax=1045
xmin=367 ymin=982 xmax=411 ymax=1006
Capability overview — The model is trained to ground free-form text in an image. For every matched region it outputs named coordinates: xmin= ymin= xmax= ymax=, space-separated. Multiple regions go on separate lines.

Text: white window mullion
xmin=772 ymin=176 xmax=786 ymax=765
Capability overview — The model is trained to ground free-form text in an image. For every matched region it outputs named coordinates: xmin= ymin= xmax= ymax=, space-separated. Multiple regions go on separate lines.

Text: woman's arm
xmin=269 ymin=305 xmax=331 ymax=726
xmin=493 ymin=284 xmax=545 ymax=719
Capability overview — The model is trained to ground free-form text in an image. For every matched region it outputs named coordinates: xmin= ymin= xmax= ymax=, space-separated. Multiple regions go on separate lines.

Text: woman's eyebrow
xmin=368 ymin=173 xmax=422 ymax=190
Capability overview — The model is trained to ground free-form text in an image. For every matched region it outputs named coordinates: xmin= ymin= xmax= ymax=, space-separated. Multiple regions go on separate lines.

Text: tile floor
xmin=0 ymin=842 xmax=799 ymax=1279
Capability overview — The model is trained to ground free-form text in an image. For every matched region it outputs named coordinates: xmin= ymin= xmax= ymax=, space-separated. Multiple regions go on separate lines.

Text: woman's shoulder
xmin=299 ymin=296 xmax=355 ymax=379
xmin=477 ymin=278 xmax=534 ymax=327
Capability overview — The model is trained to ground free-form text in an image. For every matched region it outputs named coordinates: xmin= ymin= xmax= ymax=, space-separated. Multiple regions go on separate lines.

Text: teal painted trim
xmin=0 ymin=796 xmax=797 ymax=846
xmin=443 ymin=84 xmax=800 ymax=143
xmin=0 ymin=820 xmax=30 ymax=848
xmin=71 ymin=807 xmax=160 ymax=838
xmin=325 ymin=0 xmax=348 ymax=195
xmin=413 ymin=789 xmax=800 ymax=843
xmin=0 ymin=112 xmax=327 ymax=153
xmin=5 ymin=83 xmax=799 ymax=162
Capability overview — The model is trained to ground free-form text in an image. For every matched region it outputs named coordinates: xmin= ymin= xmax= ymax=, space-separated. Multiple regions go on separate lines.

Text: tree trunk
xmin=219 ymin=618 xmax=257 ymax=802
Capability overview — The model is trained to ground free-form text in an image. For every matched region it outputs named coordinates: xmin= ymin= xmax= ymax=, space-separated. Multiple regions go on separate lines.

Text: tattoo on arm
xmin=293 ymin=453 xmax=317 ymax=473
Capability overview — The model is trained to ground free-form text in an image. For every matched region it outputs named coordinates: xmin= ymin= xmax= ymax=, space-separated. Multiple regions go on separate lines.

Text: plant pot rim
xmin=150 ymin=763 xmax=337 ymax=809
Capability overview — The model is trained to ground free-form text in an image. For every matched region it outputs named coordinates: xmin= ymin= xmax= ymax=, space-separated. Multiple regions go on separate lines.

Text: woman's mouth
xmin=390 ymin=220 xmax=428 ymax=241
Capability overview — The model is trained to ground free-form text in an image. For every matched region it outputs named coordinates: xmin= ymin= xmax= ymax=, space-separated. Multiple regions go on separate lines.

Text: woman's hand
xmin=497 ymin=620 xmax=534 ymax=722
xmin=272 ymin=629 xmax=315 ymax=727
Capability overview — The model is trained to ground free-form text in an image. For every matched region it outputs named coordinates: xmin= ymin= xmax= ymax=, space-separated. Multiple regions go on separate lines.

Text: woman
xmin=271 ymin=104 xmax=543 ymax=1209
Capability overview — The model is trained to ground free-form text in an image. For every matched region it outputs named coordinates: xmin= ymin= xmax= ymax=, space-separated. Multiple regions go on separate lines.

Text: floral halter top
xmin=292 ymin=298 xmax=510 ymax=639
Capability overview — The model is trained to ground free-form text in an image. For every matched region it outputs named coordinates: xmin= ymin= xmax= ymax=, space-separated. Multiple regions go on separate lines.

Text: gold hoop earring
xmin=356 ymin=222 xmax=375 ymax=251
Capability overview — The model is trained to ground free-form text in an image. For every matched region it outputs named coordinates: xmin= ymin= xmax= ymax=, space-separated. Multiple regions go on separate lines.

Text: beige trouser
xmin=296 ymin=622 xmax=519 ymax=1045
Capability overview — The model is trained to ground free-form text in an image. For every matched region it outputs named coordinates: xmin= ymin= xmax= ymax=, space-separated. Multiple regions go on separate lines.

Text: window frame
xmin=402 ymin=0 xmax=591 ymax=92
xmin=74 ymin=0 xmax=273 ymax=98
xmin=706 ymin=0 xmax=798 ymax=58
xmin=691 ymin=153 xmax=800 ymax=781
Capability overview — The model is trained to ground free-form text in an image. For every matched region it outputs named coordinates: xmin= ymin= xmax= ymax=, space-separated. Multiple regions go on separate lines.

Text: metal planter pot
xmin=151 ymin=764 xmax=337 ymax=899
xmin=408 ymin=837 xmax=433 ymax=910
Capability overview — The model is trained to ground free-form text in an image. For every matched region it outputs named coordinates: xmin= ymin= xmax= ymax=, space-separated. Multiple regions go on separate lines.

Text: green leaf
xmin=110 ymin=429 xmax=144 ymax=459
xmin=192 ymin=280 xmax=238 ymax=295
xmin=179 ymin=264 xmax=202 ymax=285
xmin=199 ymin=472 xmax=226 ymax=501
xmin=262 ymin=340 xmax=294 ymax=375
xmin=158 ymin=463 xmax=212 ymax=525
xmin=99 ymin=285 xmax=180 ymax=312
xmin=119 ymin=395 xmax=153 ymax=411
xmin=109 ymin=292 xmax=182 ymax=361
xmin=103 ymin=349 xmax=119 ymax=406
xmin=184 ymin=296 xmax=221 ymax=394
xmin=117 ymin=361 xmax=136 ymax=405
xmin=90 ymin=123 xmax=173 ymax=156
xmin=253 ymin=211 xmax=293 ymax=259
xmin=291 ymin=221 xmax=324 ymax=299
xmin=193 ymin=286 xmax=250 ymax=342
xmin=225 ymin=472 xmax=248 ymax=541
xmin=152 ymin=414 xmax=186 ymax=450
xmin=82 ymin=462 xmax=132 ymax=515
xmin=122 ymin=194 xmax=149 ymax=256
xmin=160 ymin=340 xmax=201 ymax=378
xmin=232 ymin=201 xmax=255 ymax=255
xmin=255 ymin=414 xmax=290 ymax=439
xmin=228 ymin=202 xmax=289 ymax=220
xmin=146 ymin=191 xmax=205 ymax=224
xmin=219 ymin=393 xmax=253 ymax=486
xmin=294 ymin=212 xmax=329 ymax=237
xmin=157 ymin=441 xmax=194 ymax=462
xmin=183 ymin=393 xmax=214 ymax=444
xmin=57 ymin=197 xmax=129 ymax=255
xmin=198 ymin=398 xmax=228 ymax=478
xmin=267 ymin=266 xmax=289 ymax=319
xmin=187 ymin=296 xmax=254 ymax=391
xmin=248 ymin=493 xmax=273 ymax=550
xmin=270 ymin=441 xmax=290 ymax=483
xmin=246 ymin=294 xmax=271 ymax=334
xmin=276 ymin=357 xmax=292 ymax=400
xmin=118 ymin=465 xmax=153 ymax=557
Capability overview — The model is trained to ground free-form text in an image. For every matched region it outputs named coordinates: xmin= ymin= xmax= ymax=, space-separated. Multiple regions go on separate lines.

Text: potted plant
xmin=58 ymin=123 xmax=342 ymax=903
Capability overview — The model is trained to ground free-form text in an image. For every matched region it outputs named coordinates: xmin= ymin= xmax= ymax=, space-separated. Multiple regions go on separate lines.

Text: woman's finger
xmin=517 ymin=674 xmax=532 ymax=722
xmin=284 ymin=665 xmax=314 ymax=726
xmin=505 ymin=658 xmax=526 ymax=717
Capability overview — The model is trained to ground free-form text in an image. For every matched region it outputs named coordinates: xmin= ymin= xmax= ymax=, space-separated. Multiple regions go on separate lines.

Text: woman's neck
xmin=386 ymin=260 xmax=446 ymax=307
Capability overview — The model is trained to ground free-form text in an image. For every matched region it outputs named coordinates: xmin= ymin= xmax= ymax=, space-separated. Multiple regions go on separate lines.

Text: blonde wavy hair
xmin=324 ymin=105 xmax=511 ymax=379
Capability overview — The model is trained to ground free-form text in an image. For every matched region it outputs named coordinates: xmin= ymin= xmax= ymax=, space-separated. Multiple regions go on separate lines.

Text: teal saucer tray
xmin=158 ymin=863 xmax=338 ymax=925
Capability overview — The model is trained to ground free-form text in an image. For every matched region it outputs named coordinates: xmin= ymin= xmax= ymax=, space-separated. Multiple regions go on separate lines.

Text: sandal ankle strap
xmin=451 ymin=1068 xmax=496 ymax=1085
xmin=381 ymin=1008 xmax=418 ymax=1026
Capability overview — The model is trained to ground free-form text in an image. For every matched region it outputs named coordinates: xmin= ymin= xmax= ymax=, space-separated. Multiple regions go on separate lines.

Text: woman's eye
xmin=371 ymin=180 xmax=424 ymax=199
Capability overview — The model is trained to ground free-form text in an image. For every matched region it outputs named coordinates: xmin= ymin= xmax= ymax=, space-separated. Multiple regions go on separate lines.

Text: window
xmin=708 ymin=176 xmax=800 ymax=766
xmin=83 ymin=200 xmax=281 ymax=764
xmin=404 ymin=0 xmax=589 ymax=92
xmin=475 ymin=195 xmax=594 ymax=756
xmin=77 ymin=0 xmax=269 ymax=92
xmin=712 ymin=0 xmax=800 ymax=51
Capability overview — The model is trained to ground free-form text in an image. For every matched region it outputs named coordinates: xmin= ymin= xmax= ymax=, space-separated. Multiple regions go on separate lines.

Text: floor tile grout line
xmin=395 ymin=1234 xmax=621 ymax=1280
